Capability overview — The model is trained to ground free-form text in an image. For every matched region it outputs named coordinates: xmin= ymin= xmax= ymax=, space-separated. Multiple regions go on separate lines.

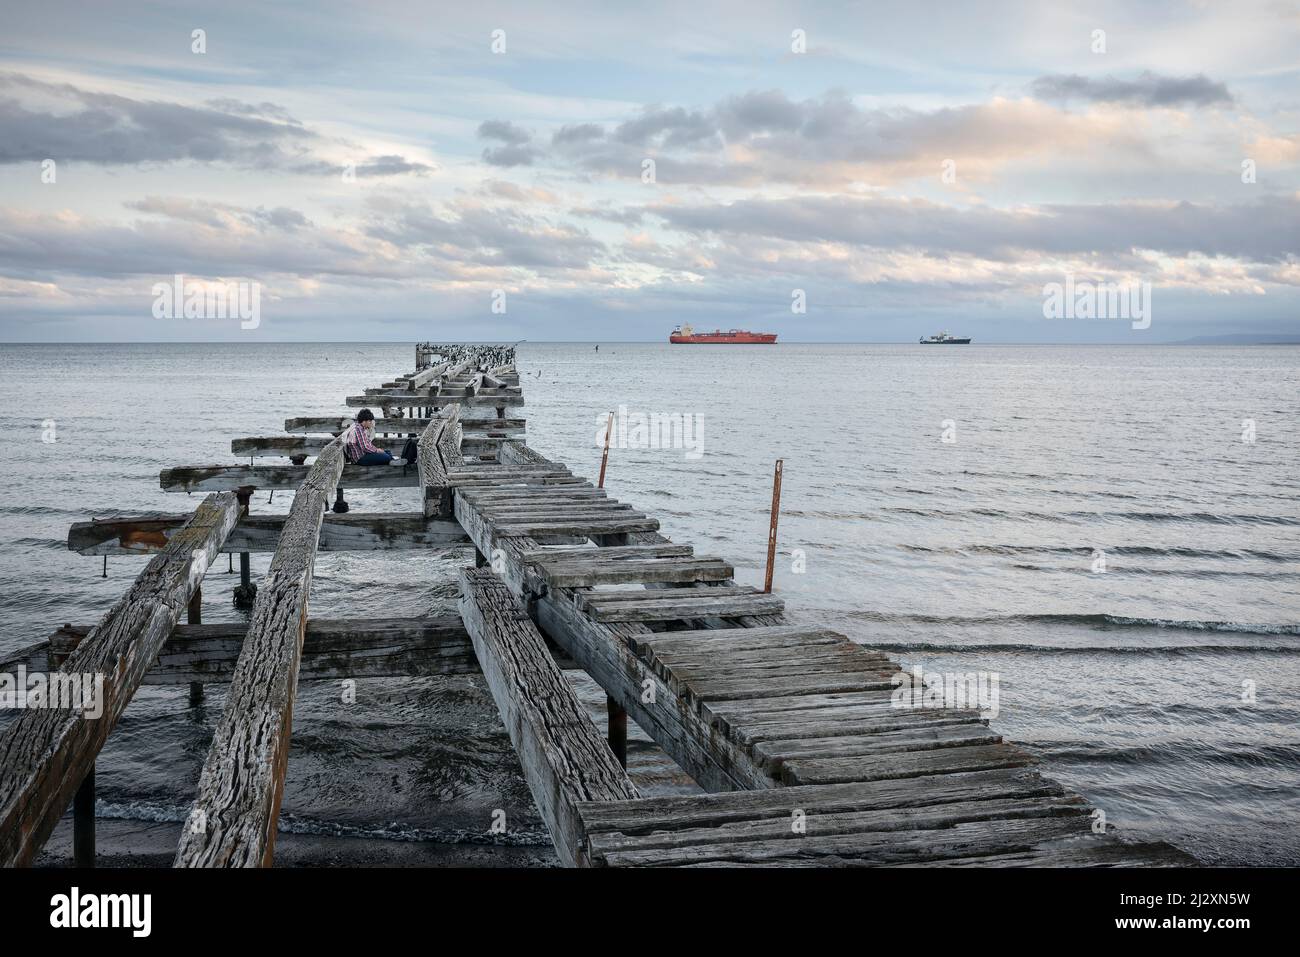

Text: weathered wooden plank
xmin=753 ymin=724 xmax=1002 ymax=770
xmin=598 ymin=813 xmax=1097 ymax=868
xmin=161 ymin=463 xmax=412 ymax=492
xmin=519 ymin=543 xmax=690 ymax=563
xmin=347 ymin=393 xmax=522 ymax=408
xmin=589 ymin=794 xmax=1089 ymax=859
xmin=682 ymin=673 xmax=899 ymax=706
xmin=41 ymin=616 xmax=506 ymax=684
xmin=577 ymin=766 xmax=1066 ymax=834
xmin=458 ymin=568 xmax=637 ymax=867
xmin=0 ymin=492 xmax=241 ymax=867
xmin=581 ymin=591 xmax=784 ymax=623
xmin=68 ymin=511 xmax=467 ymax=555
xmin=418 ymin=411 xmax=449 ymax=519
xmin=920 ymin=839 xmax=1199 ymax=867
xmin=232 ymin=434 xmax=515 ymax=457
xmin=175 ymin=440 xmax=345 ymax=868
xmin=539 ymin=558 xmax=734 ymax=588
xmin=494 ymin=518 xmax=662 ymax=538
xmin=780 ymin=741 xmax=1034 ymax=787
xmin=629 ymin=625 xmax=845 ymax=660
xmin=283 ymin=416 xmax=525 ymax=434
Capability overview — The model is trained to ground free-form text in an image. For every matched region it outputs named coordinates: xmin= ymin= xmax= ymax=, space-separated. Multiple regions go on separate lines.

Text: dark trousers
xmin=354 ymin=451 xmax=393 ymax=466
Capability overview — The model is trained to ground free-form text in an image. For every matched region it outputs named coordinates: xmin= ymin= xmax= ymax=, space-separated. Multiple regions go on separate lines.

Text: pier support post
xmin=763 ymin=459 xmax=784 ymax=594
xmin=188 ymin=587 xmax=204 ymax=706
xmin=607 ymin=696 xmax=628 ymax=768
xmin=332 ymin=487 xmax=349 ymax=514
xmin=598 ymin=411 xmax=614 ymax=489
xmin=73 ymin=766 xmax=95 ymax=868
xmin=233 ymin=486 xmax=258 ymax=609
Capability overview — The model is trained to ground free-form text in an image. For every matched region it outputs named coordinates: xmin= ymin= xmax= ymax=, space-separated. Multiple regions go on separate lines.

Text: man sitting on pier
xmin=343 ymin=409 xmax=394 ymax=466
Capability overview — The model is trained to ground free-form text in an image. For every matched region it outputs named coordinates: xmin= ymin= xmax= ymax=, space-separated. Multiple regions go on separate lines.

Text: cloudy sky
xmin=1 ymin=0 xmax=1297 ymax=342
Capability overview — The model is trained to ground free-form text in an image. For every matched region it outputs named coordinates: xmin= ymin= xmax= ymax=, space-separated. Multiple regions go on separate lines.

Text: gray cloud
xmin=650 ymin=194 xmax=1299 ymax=264
xmin=0 ymin=73 xmax=429 ymax=175
xmin=363 ymin=199 xmax=605 ymax=271
xmin=1030 ymin=72 xmax=1232 ymax=107
xmin=478 ymin=119 xmax=542 ymax=166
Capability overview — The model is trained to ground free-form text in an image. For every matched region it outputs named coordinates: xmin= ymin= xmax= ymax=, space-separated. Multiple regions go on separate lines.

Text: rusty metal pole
xmin=607 ymin=696 xmax=627 ymax=768
xmin=763 ymin=459 xmax=784 ymax=594
xmin=187 ymin=586 xmax=203 ymax=706
xmin=598 ymin=411 xmax=614 ymax=489
xmin=73 ymin=766 xmax=94 ymax=868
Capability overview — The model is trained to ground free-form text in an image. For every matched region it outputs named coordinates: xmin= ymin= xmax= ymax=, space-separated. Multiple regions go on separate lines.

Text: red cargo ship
xmin=669 ymin=323 xmax=777 ymax=344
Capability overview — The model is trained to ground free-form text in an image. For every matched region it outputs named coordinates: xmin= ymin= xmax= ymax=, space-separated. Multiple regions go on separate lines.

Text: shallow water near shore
xmin=1 ymin=342 xmax=1297 ymax=866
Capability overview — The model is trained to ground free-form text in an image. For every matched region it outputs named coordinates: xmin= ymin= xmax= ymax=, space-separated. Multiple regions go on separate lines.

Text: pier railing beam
xmin=176 ymin=439 xmax=345 ymax=868
xmin=0 ymin=491 xmax=241 ymax=866
xmin=458 ymin=568 xmax=637 ymax=866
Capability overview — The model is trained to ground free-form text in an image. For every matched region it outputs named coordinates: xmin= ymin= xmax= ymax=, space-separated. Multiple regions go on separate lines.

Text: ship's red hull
xmin=669 ymin=330 xmax=777 ymax=344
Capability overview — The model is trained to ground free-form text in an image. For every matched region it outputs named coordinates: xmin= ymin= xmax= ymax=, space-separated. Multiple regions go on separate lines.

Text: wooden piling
xmin=188 ymin=586 xmax=204 ymax=706
xmin=763 ymin=458 xmax=783 ymax=594
xmin=233 ymin=486 xmax=256 ymax=609
xmin=598 ymin=411 xmax=613 ymax=489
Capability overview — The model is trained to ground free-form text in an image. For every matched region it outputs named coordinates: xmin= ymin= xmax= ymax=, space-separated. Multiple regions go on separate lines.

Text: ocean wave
xmin=865 ymin=642 xmax=1300 ymax=655
xmin=899 ymin=544 xmax=1300 ymax=562
xmin=878 ymin=507 xmax=1300 ymax=526
xmin=1025 ymin=740 xmax=1300 ymax=770
xmin=847 ymin=611 xmax=1300 ymax=635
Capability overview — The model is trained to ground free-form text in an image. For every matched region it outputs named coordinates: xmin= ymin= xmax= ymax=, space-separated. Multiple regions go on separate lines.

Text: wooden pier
xmin=0 ymin=344 xmax=1194 ymax=868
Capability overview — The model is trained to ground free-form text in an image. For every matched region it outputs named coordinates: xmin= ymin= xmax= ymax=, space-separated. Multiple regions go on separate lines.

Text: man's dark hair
xmin=356 ymin=408 xmax=375 ymax=423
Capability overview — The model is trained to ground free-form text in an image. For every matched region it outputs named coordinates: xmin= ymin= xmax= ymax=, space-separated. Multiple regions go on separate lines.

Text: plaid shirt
xmin=343 ymin=421 xmax=382 ymax=463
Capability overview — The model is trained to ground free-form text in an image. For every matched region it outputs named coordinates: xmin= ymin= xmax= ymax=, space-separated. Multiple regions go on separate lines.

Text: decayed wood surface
xmin=283 ymin=415 xmax=525 ymax=434
xmin=458 ymin=569 xmax=637 ymax=866
xmin=68 ymin=511 xmax=467 ymax=555
xmin=160 ymin=462 xmax=417 ymax=492
xmin=232 ymin=434 xmax=510 ymax=457
xmin=175 ymin=440 xmax=344 ymax=868
xmin=418 ymin=409 xmax=450 ymax=518
xmin=448 ymin=451 xmax=1194 ymax=867
xmin=39 ymin=616 xmax=506 ymax=683
xmin=0 ymin=492 xmax=240 ymax=866
xmin=346 ymin=392 xmax=522 ymax=408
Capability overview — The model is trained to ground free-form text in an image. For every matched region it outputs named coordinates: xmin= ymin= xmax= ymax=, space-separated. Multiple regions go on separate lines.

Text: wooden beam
xmin=175 ymin=440 xmax=344 ymax=867
xmin=160 ymin=463 xmax=414 ymax=492
xmin=283 ymin=416 xmax=525 ymax=434
xmin=0 ymin=492 xmax=241 ymax=867
xmin=458 ymin=568 xmax=637 ymax=866
xmin=453 ymin=494 xmax=763 ymax=791
xmin=39 ymin=616 xmax=516 ymax=683
xmin=232 ymin=434 xmax=515 ymax=458
xmin=68 ymin=512 xmax=468 ymax=555
xmin=347 ymin=393 xmax=522 ymax=408
xmin=418 ymin=410 xmax=449 ymax=519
